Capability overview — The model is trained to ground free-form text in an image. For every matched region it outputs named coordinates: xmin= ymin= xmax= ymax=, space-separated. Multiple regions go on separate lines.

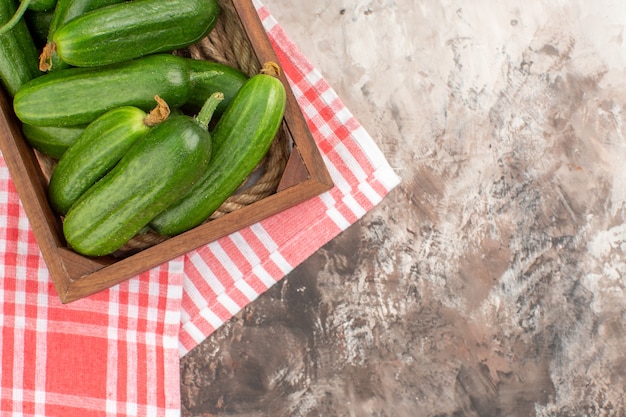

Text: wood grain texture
xmin=181 ymin=0 xmax=626 ymax=415
xmin=0 ymin=0 xmax=331 ymax=303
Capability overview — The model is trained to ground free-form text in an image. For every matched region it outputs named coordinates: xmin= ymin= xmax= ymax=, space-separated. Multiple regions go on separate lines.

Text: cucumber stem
xmin=144 ymin=95 xmax=171 ymax=126
xmin=196 ymin=92 xmax=224 ymax=129
xmin=39 ymin=42 xmax=55 ymax=72
xmin=260 ymin=61 xmax=281 ymax=77
xmin=0 ymin=0 xmax=31 ymax=36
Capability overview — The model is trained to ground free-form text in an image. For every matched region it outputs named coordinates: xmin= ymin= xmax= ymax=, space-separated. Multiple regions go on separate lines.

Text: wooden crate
xmin=0 ymin=0 xmax=332 ymax=303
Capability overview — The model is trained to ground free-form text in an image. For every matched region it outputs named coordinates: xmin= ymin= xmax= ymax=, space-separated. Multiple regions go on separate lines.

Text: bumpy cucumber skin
xmin=186 ymin=59 xmax=248 ymax=116
xmin=13 ymin=54 xmax=191 ymax=126
xmin=42 ymin=0 xmax=126 ymax=71
xmin=63 ymin=114 xmax=213 ymax=256
xmin=52 ymin=0 xmax=220 ymax=67
xmin=48 ymin=0 xmax=125 ymax=36
xmin=150 ymin=73 xmax=286 ymax=236
xmin=0 ymin=0 xmax=41 ymax=96
xmin=48 ymin=106 xmax=150 ymax=215
xmin=21 ymin=123 xmax=85 ymax=158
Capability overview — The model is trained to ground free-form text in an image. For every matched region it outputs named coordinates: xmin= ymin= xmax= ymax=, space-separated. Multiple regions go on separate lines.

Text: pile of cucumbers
xmin=0 ymin=0 xmax=287 ymax=256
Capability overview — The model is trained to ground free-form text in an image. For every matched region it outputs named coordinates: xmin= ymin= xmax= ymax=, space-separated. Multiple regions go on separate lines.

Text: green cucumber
xmin=47 ymin=0 xmax=220 ymax=68
xmin=22 ymin=104 xmax=178 ymax=159
xmin=48 ymin=0 xmax=126 ymax=36
xmin=62 ymin=93 xmax=223 ymax=257
xmin=48 ymin=98 xmax=170 ymax=215
xmin=14 ymin=54 xmax=246 ymax=127
xmin=186 ymin=58 xmax=248 ymax=116
xmin=22 ymin=0 xmax=56 ymax=11
xmin=39 ymin=0 xmax=128 ymax=72
xmin=22 ymin=123 xmax=85 ymax=158
xmin=0 ymin=0 xmax=40 ymax=96
xmin=150 ymin=63 xmax=287 ymax=236
xmin=14 ymin=54 xmax=192 ymax=126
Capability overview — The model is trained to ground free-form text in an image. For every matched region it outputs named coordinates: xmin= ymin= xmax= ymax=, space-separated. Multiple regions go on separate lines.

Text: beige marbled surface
xmin=181 ymin=1 xmax=626 ymax=415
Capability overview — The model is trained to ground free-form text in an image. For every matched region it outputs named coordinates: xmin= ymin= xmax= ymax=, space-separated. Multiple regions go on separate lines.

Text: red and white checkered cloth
xmin=0 ymin=1 xmax=400 ymax=415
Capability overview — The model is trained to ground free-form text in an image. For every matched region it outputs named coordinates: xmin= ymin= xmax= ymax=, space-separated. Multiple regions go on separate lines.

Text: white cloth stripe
xmin=12 ymin=245 xmax=27 ymax=414
xmin=182 ymin=275 xmax=207 ymax=322
xmin=145 ymin=331 xmax=157 ymax=413
xmin=127 ymin=280 xmax=140 ymax=320
xmin=317 ymin=122 xmax=333 ymax=139
xmin=164 ymin=269 xmax=183 ymax=326
xmin=319 ymin=189 xmax=337 ymax=209
xmin=163 ymin=335 xmax=178 ymax=350
xmin=106 ymin=289 xmax=120 ymax=416
xmin=323 ymin=154 xmax=351 ymax=195
xmin=216 ymin=293 xmax=241 ymax=315
xmin=358 ymin=181 xmax=383 ymax=206
xmin=304 ymin=68 xmax=324 ymax=86
xmin=250 ymin=223 xmax=279 ymax=253
xmin=25 ymin=390 xmax=108 ymax=410
xmin=255 ymin=1 xmax=277 ymax=31
xmin=269 ymin=251 xmax=292 ymax=275
xmin=334 ymin=106 xmax=354 ymax=126
xmin=17 ymin=215 xmax=29 ymax=255
xmin=145 ymin=283 xmax=159 ymax=415
xmin=301 ymin=102 xmax=319 ymax=121
xmin=229 ymin=232 xmax=261 ymax=267
xmin=37 ymin=322 xmax=123 ymax=339
xmin=209 ymin=242 xmax=243 ymax=281
xmin=162 ymin=261 xmax=184 ymax=416
xmin=35 ymin=267 xmax=48 ymax=417
xmin=0 ymin=224 xmax=5 ymax=414
xmin=327 ymin=207 xmax=351 ymax=230
xmin=148 ymin=278 xmax=160 ymax=297
xmin=343 ymin=194 xmax=367 ymax=219
xmin=127 ymin=395 xmax=138 ymax=417
xmin=334 ymin=141 xmax=368 ymax=183
xmin=126 ymin=286 xmax=139 ymax=417
xmin=182 ymin=321 xmax=205 ymax=346
xmin=180 ymin=307 xmax=191 ymax=325
xmin=252 ymin=264 xmax=277 ymax=288
xmin=234 ymin=279 xmax=258 ymax=303
xmin=0 ymin=320 xmax=3 ymax=410
xmin=199 ymin=308 xmax=223 ymax=330
xmin=352 ymin=125 xmax=393 ymax=172
xmin=165 ymin=409 xmax=181 ymax=417
xmin=191 ymin=251 xmax=226 ymax=296
xmin=375 ymin=165 xmax=402 ymax=190
xmin=320 ymin=89 xmax=336 ymax=106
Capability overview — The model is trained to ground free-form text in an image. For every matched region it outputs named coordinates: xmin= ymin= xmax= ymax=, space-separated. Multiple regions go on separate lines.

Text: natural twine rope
xmin=186 ymin=1 xmax=259 ymax=75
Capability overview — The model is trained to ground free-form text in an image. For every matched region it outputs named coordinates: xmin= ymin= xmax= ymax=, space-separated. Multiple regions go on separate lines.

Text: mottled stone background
xmin=181 ymin=0 xmax=626 ymax=416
